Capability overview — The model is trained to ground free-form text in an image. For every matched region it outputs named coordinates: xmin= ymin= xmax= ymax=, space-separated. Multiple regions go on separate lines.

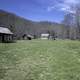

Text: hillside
xmin=0 ymin=10 xmax=63 ymax=39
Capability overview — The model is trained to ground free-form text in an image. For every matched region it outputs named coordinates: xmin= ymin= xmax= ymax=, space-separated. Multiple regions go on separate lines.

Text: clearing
xmin=0 ymin=40 xmax=80 ymax=80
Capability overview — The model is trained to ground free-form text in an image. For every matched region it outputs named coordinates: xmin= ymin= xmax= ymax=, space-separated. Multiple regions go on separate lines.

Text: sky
xmin=0 ymin=0 xmax=80 ymax=23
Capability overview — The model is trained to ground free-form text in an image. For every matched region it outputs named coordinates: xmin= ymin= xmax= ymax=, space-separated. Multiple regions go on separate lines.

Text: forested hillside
xmin=0 ymin=10 xmax=63 ymax=39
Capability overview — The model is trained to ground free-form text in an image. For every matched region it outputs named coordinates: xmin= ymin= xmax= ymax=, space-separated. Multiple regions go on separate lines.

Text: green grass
xmin=0 ymin=40 xmax=80 ymax=80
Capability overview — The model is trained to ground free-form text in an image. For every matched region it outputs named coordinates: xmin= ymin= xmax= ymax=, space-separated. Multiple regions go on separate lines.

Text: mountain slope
xmin=0 ymin=10 xmax=63 ymax=39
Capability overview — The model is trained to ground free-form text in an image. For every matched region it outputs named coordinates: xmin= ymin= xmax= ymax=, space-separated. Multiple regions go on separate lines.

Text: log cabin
xmin=0 ymin=27 xmax=14 ymax=42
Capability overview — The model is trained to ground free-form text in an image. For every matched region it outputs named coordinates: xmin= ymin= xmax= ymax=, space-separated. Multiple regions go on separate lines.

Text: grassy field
xmin=0 ymin=40 xmax=80 ymax=80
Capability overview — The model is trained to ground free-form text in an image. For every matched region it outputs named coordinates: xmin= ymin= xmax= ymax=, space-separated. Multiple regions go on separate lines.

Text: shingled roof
xmin=0 ymin=27 xmax=13 ymax=34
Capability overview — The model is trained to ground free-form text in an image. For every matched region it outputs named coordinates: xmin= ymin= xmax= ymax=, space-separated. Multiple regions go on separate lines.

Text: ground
xmin=0 ymin=40 xmax=80 ymax=80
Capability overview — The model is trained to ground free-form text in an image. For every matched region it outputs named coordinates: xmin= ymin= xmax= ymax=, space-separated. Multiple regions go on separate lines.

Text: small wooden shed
xmin=22 ymin=34 xmax=33 ymax=40
xmin=41 ymin=33 xmax=50 ymax=39
xmin=0 ymin=27 xmax=14 ymax=42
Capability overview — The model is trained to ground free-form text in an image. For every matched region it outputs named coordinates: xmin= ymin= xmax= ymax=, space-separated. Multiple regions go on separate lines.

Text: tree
xmin=9 ymin=25 xmax=15 ymax=32
xmin=62 ymin=13 xmax=74 ymax=39
xmin=75 ymin=5 xmax=80 ymax=39
xmin=62 ymin=4 xmax=80 ymax=40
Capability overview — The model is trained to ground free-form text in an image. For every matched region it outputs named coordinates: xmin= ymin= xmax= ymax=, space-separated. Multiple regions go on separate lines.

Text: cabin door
xmin=0 ymin=34 xmax=2 ymax=42
xmin=2 ymin=34 xmax=5 ymax=42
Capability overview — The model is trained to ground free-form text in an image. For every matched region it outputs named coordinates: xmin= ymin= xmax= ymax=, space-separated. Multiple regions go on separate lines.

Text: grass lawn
xmin=0 ymin=40 xmax=80 ymax=80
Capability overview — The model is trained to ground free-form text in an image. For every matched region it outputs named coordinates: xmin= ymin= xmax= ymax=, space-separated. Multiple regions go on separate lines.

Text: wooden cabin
xmin=22 ymin=34 xmax=33 ymax=40
xmin=0 ymin=27 xmax=14 ymax=42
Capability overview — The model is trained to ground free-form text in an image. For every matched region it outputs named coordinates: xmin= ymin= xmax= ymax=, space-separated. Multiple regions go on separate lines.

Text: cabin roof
xmin=0 ymin=27 xmax=13 ymax=34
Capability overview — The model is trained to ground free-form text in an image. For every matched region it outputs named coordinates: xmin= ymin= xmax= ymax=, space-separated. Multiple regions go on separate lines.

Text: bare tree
xmin=62 ymin=13 xmax=74 ymax=39
xmin=75 ymin=5 xmax=80 ymax=39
